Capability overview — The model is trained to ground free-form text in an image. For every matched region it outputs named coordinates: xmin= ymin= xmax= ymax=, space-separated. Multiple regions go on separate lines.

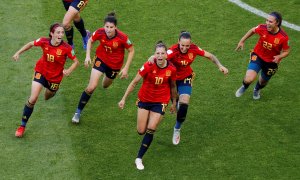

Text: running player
xmin=166 ymin=31 xmax=229 ymax=145
xmin=235 ymin=11 xmax=290 ymax=100
xmin=118 ymin=41 xmax=177 ymax=170
xmin=13 ymin=23 xmax=79 ymax=137
xmin=72 ymin=12 xmax=135 ymax=123
xmin=62 ymin=0 xmax=90 ymax=49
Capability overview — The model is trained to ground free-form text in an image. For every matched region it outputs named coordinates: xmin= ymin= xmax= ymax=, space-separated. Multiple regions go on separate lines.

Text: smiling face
xmin=266 ymin=15 xmax=279 ymax=33
xmin=50 ymin=26 xmax=64 ymax=45
xmin=178 ymin=38 xmax=191 ymax=53
xmin=104 ymin=22 xmax=117 ymax=38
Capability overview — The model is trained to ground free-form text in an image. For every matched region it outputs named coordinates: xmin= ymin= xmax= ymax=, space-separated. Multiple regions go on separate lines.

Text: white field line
xmin=228 ymin=0 xmax=300 ymax=32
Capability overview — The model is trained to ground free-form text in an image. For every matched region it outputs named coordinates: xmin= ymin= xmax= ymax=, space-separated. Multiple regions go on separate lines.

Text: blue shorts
xmin=137 ymin=101 xmax=167 ymax=115
xmin=62 ymin=0 xmax=87 ymax=11
xmin=176 ymin=73 xmax=195 ymax=95
xmin=33 ymin=72 xmax=60 ymax=92
xmin=247 ymin=52 xmax=278 ymax=81
xmin=93 ymin=57 xmax=120 ymax=79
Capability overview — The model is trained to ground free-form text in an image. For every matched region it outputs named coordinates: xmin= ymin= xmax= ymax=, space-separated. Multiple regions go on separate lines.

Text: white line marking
xmin=228 ymin=0 xmax=300 ymax=31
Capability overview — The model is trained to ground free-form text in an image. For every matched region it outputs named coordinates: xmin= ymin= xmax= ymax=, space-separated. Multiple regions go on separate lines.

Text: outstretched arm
xmin=235 ymin=27 xmax=256 ymax=51
xmin=12 ymin=41 xmax=35 ymax=61
xmin=204 ymin=51 xmax=229 ymax=75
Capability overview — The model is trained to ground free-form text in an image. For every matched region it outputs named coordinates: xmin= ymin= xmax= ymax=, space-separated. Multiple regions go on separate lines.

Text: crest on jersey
xmin=113 ymin=41 xmax=119 ymax=48
xmin=166 ymin=70 xmax=171 ymax=76
xmin=56 ymin=49 xmax=62 ymax=56
xmin=251 ymin=55 xmax=257 ymax=61
xmin=188 ymin=53 xmax=193 ymax=60
xmin=274 ymin=38 xmax=280 ymax=44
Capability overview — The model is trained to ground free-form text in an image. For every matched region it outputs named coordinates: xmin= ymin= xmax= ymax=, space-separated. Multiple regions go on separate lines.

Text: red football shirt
xmin=34 ymin=37 xmax=76 ymax=83
xmin=167 ymin=43 xmax=205 ymax=80
xmin=138 ymin=61 xmax=176 ymax=104
xmin=254 ymin=24 xmax=290 ymax=62
xmin=91 ymin=28 xmax=133 ymax=69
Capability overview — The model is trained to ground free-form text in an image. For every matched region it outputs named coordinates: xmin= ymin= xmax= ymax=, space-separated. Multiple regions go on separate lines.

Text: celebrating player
xmin=72 ymin=12 xmax=135 ymax=123
xmin=165 ymin=31 xmax=229 ymax=145
xmin=62 ymin=0 xmax=90 ymax=49
xmin=118 ymin=41 xmax=177 ymax=170
xmin=13 ymin=23 xmax=79 ymax=137
xmin=235 ymin=12 xmax=290 ymax=99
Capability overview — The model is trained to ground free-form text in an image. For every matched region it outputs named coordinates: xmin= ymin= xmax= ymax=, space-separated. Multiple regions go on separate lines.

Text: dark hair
xmin=270 ymin=11 xmax=282 ymax=27
xmin=155 ymin=40 xmax=167 ymax=51
xmin=49 ymin=23 xmax=63 ymax=37
xmin=179 ymin=31 xmax=191 ymax=40
xmin=104 ymin=12 xmax=117 ymax=26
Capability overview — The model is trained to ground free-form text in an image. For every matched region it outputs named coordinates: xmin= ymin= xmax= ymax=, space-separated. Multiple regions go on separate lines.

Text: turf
xmin=1 ymin=0 xmax=299 ymax=179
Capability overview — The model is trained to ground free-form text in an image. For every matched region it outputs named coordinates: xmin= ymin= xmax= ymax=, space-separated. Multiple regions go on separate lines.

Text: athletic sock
xmin=65 ymin=27 xmax=74 ymax=45
xmin=137 ymin=129 xmax=155 ymax=159
xmin=74 ymin=18 xmax=87 ymax=38
xmin=76 ymin=90 xmax=92 ymax=113
xmin=21 ymin=102 xmax=34 ymax=127
xmin=255 ymin=81 xmax=266 ymax=90
xmin=242 ymin=80 xmax=250 ymax=89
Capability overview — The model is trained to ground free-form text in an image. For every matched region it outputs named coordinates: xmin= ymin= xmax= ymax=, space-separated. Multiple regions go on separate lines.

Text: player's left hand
xmin=118 ymin=100 xmax=125 ymax=109
xmin=119 ymin=68 xmax=129 ymax=79
xmin=272 ymin=55 xmax=281 ymax=63
xmin=170 ymin=103 xmax=177 ymax=114
xmin=63 ymin=69 xmax=71 ymax=76
xmin=219 ymin=66 xmax=229 ymax=75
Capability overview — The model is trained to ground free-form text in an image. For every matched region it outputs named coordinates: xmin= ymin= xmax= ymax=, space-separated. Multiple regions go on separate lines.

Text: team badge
xmin=166 ymin=70 xmax=171 ymax=77
xmin=251 ymin=55 xmax=257 ymax=61
xmin=274 ymin=38 xmax=280 ymax=44
xmin=188 ymin=53 xmax=193 ymax=60
xmin=95 ymin=60 xmax=101 ymax=67
xmin=56 ymin=49 xmax=62 ymax=56
xmin=113 ymin=41 xmax=119 ymax=48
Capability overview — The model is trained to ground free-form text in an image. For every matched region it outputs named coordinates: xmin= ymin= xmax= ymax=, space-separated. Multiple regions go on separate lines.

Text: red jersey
xmin=167 ymin=43 xmax=205 ymax=80
xmin=253 ymin=24 xmax=290 ymax=62
xmin=138 ymin=61 xmax=176 ymax=104
xmin=91 ymin=28 xmax=133 ymax=69
xmin=34 ymin=37 xmax=76 ymax=83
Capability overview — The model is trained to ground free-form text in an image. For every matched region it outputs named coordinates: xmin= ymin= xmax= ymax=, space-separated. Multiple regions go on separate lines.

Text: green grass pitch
xmin=1 ymin=0 xmax=299 ymax=179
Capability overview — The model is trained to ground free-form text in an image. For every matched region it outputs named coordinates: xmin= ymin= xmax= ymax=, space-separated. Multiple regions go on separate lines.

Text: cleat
xmin=15 ymin=126 xmax=25 ymax=138
xmin=71 ymin=44 xmax=75 ymax=50
xmin=172 ymin=128 xmax=181 ymax=145
xmin=253 ymin=89 xmax=261 ymax=100
xmin=135 ymin=158 xmax=144 ymax=170
xmin=82 ymin=30 xmax=90 ymax=50
xmin=235 ymin=85 xmax=247 ymax=97
xmin=72 ymin=113 xmax=80 ymax=124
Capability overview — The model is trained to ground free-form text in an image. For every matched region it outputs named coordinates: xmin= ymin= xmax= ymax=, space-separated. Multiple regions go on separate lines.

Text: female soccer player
xmin=118 ymin=41 xmax=177 ymax=170
xmin=62 ymin=0 xmax=90 ymax=49
xmin=166 ymin=31 xmax=229 ymax=145
xmin=72 ymin=12 xmax=135 ymax=123
xmin=235 ymin=11 xmax=290 ymax=99
xmin=13 ymin=23 xmax=79 ymax=137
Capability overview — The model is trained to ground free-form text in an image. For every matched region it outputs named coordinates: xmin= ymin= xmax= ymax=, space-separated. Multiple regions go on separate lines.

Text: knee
xmin=137 ymin=130 xmax=146 ymax=135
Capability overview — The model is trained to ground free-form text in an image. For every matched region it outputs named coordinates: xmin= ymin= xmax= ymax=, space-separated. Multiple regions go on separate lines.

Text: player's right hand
xmin=84 ymin=57 xmax=91 ymax=68
xmin=118 ymin=100 xmax=125 ymax=109
xmin=12 ymin=54 xmax=19 ymax=61
xmin=235 ymin=42 xmax=244 ymax=51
